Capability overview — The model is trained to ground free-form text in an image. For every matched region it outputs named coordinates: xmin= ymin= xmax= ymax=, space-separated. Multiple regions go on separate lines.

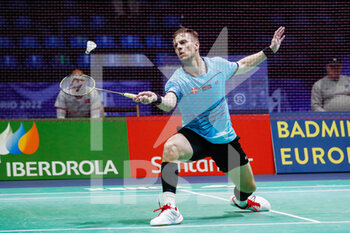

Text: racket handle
xmin=123 ymin=93 xmax=137 ymax=99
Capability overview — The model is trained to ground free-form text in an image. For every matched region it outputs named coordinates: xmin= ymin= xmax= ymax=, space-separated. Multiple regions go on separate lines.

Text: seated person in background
xmin=55 ymin=69 xmax=102 ymax=118
xmin=311 ymin=58 xmax=350 ymax=112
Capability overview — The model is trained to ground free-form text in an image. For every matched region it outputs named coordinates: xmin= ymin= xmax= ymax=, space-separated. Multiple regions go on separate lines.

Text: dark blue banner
xmin=0 ymin=82 xmax=58 ymax=119
xmin=271 ymin=112 xmax=350 ymax=173
xmin=0 ymin=81 xmax=150 ymax=119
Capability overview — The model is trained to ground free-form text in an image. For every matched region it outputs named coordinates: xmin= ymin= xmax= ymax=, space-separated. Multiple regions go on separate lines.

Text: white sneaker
xmin=150 ymin=203 xmax=184 ymax=226
xmin=231 ymin=195 xmax=271 ymax=212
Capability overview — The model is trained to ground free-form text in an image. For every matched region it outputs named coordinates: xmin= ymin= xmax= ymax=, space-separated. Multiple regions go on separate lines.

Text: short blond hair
xmin=172 ymin=27 xmax=199 ymax=42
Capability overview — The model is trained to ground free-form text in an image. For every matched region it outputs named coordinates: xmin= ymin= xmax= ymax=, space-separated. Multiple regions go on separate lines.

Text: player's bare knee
xmin=162 ymin=141 xmax=180 ymax=162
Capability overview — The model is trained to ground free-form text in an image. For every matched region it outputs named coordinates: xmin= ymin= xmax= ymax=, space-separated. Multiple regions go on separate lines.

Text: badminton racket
xmin=60 ymin=74 xmax=143 ymax=100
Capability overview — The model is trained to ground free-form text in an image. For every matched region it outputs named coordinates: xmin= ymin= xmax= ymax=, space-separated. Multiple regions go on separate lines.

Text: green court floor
xmin=0 ymin=179 xmax=350 ymax=232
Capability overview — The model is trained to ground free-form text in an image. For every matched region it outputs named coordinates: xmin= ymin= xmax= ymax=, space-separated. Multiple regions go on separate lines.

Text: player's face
xmin=173 ymin=33 xmax=199 ymax=61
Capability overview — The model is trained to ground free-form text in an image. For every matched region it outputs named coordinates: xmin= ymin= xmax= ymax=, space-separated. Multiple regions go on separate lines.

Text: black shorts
xmin=178 ymin=127 xmax=249 ymax=173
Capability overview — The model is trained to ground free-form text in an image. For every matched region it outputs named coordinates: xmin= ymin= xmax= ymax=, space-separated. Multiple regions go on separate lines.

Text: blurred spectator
xmin=112 ymin=0 xmax=140 ymax=17
xmin=54 ymin=69 xmax=102 ymax=118
xmin=311 ymin=58 xmax=350 ymax=111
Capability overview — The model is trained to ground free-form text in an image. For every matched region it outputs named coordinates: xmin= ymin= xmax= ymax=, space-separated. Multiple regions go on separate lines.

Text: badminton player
xmin=55 ymin=69 xmax=102 ymax=118
xmin=134 ymin=26 xmax=285 ymax=226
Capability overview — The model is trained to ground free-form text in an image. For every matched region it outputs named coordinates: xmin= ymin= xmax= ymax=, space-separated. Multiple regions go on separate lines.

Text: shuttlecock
xmin=85 ymin=41 xmax=97 ymax=54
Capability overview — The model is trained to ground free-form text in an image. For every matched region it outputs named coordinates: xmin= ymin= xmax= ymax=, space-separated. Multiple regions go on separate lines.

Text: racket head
xmin=60 ymin=74 xmax=96 ymax=97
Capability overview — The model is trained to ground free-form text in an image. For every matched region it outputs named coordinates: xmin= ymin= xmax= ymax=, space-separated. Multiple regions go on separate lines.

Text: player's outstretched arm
xmin=133 ymin=91 xmax=177 ymax=112
xmin=270 ymin=26 xmax=286 ymax=53
xmin=235 ymin=26 xmax=285 ymax=75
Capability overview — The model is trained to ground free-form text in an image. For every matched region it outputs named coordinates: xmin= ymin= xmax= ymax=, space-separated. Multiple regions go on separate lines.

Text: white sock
xmin=234 ymin=197 xmax=247 ymax=207
xmin=163 ymin=192 xmax=176 ymax=206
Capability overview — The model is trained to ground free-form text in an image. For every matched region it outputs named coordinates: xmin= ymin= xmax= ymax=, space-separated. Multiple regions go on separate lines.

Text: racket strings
xmin=60 ymin=75 xmax=95 ymax=96
xmin=60 ymin=74 xmax=138 ymax=100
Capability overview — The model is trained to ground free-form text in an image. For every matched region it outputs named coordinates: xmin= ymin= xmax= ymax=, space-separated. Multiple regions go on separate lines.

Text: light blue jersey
xmin=165 ymin=57 xmax=238 ymax=144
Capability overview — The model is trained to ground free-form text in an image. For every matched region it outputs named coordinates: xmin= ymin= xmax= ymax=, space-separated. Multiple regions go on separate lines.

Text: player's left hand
xmin=270 ymin=26 xmax=285 ymax=53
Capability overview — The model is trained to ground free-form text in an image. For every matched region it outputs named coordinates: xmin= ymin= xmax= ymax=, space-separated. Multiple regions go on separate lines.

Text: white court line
xmin=1 ymin=188 xmax=350 ymax=201
xmin=1 ymin=221 xmax=350 ymax=232
xmin=255 ymin=189 xmax=350 ymax=194
xmin=201 ymin=184 xmax=350 ymax=189
xmin=181 ymin=189 xmax=321 ymax=223
xmin=1 ymin=189 xmax=350 ymax=201
xmin=0 ymin=193 xmax=192 ymax=201
xmin=257 ymin=185 xmax=350 ymax=189
xmin=0 ymin=192 xmax=95 ymax=196
xmin=0 ymin=189 xmax=162 ymax=197
xmin=270 ymin=210 xmax=321 ymax=223
xmin=191 ymin=188 xmax=350 ymax=193
xmin=0 ymin=195 xmax=134 ymax=201
xmin=1 ymin=184 xmax=350 ymax=197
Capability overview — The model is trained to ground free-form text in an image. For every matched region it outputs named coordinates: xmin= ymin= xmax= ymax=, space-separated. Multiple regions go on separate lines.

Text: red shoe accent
xmin=232 ymin=196 xmax=261 ymax=212
xmin=153 ymin=203 xmax=172 ymax=216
